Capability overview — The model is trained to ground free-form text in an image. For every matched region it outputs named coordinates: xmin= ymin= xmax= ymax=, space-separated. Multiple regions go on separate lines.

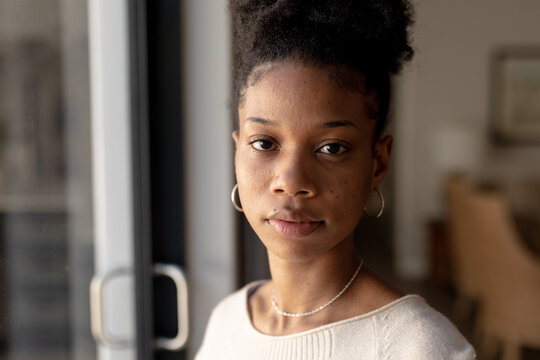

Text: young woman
xmin=196 ymin=0 xmax=475 ymax=358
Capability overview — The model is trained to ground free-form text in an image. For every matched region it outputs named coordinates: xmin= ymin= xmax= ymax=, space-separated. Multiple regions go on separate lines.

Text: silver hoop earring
xmin=231 ymin=184 xmax=243 ymax=212
xmin=363 ymin=188 xmax=384 ymax=218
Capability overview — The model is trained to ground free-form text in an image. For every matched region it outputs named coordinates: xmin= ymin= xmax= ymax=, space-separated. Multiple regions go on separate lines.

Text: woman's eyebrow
xmin=322 ymin=120 xmax=358 ymax=129
xmin=246 ymin=116 xmax=276 ymax=126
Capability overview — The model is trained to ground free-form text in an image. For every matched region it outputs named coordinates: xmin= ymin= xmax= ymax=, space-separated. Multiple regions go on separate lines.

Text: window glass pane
xmin=0 ymin=0 xmax=95 ymax=359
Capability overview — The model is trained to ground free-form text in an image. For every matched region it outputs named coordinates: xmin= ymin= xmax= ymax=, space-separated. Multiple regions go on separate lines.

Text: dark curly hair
xmin=230 ymin=0 xmax=414 ymax=138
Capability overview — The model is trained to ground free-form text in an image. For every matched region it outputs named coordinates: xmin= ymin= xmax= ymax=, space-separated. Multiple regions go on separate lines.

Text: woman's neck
xmin=267 ymin=237 xmax=361 ymax=320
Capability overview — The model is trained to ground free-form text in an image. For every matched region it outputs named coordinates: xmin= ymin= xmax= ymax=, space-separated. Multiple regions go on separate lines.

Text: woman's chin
xmin=259 ymin=234 xmax=337 ymax=263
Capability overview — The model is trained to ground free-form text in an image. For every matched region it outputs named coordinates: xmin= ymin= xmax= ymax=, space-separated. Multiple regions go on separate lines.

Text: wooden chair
xmin=468 ymin=189 xmax=540 ymax=360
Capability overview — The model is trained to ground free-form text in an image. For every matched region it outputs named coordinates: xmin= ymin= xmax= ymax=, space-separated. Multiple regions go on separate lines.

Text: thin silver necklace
xmin=271 ymin=259 xmax=364 ymax=318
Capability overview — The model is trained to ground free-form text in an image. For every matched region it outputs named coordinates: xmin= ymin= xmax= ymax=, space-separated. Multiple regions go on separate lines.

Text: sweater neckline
xmin=241 ymin=280 xmax=424 ymax=340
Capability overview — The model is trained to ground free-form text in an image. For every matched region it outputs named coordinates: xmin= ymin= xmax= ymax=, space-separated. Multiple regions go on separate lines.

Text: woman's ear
xmin=232 ymin=130 xmax=239 ymax=148
xmin=370 ymin=135 xmax=393 ymax=191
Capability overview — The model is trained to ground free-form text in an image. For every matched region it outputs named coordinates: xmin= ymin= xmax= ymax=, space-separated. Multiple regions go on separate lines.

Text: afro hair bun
xmin=230 ymin=0 xmax=415 ymax=134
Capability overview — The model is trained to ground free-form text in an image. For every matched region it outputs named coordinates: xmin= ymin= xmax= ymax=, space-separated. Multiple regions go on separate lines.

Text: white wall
xmin=394 ymin=0 xmax=540 ymax=279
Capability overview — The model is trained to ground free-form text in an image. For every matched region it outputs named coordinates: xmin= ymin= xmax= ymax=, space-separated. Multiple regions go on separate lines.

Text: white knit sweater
xmin=196 ymin=281 xmax=476 ymax=360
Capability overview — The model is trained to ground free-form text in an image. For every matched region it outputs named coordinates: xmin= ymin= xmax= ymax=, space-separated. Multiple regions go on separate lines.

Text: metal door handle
xmin=90 ymin=267 xmax=134 ymax=348
xmin=153 ymin=263 xmax=189 ymax=351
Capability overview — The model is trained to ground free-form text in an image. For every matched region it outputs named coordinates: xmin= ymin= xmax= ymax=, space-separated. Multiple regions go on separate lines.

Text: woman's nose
xmin=270 ymin=151 xmax=318 ymax=197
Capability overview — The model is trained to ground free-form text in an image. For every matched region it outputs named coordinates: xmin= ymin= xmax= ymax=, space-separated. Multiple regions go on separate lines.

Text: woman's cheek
xmin=331 ymin=178 xmax=368 ymax=218
xmin=236 ymin=157 xmax=267 ymax=207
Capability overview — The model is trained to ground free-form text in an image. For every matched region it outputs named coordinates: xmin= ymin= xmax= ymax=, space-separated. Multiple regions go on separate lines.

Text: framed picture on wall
xmin=491 ymin=47 xmax=540 ymax=144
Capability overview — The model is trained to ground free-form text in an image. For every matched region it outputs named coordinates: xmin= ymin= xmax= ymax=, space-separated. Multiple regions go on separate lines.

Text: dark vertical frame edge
xmin=128 ymin=0 xmax=155 ymax=358
xmin=489 ymin=47 xmax=507 ymax=145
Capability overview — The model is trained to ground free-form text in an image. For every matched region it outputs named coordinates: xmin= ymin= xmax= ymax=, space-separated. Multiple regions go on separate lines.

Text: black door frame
xmin=129 ymin=0 xmax=186 ymax=359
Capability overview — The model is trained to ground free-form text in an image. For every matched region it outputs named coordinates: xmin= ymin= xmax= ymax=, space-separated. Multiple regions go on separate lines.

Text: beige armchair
xmin=467 ymin=188 xmax=540 ymax=360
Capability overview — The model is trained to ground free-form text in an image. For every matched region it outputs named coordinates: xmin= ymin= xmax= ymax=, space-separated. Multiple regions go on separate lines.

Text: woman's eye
xmin=251 ymin=139 xmax=276 ymax=151
xmin=319 ymin=142 xmax=347 ymax=155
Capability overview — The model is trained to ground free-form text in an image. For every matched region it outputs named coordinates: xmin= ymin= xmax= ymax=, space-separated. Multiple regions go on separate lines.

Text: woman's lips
xmin=267 ymin=219 xmax=322 ymax=237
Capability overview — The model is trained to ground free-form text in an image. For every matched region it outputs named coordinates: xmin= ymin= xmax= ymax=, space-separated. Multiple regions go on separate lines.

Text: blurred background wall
xmin=393 ymin=0 xmax=540 ymax=279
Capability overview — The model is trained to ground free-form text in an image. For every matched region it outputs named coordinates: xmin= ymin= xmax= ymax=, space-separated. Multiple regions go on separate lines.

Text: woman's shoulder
xmin=371 ymin=295 xmax=476 ymax=359
xmin=196 ymin=281 xmax=267 ymax=359
xmin=376 ymin=295 xmax=461 ymax=336
xmin=204 ymin=280 xmax=266 ymax=330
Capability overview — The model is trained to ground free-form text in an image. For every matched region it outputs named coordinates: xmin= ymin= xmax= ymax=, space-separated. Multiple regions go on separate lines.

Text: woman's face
xmin=234 ymin=61 xmax=392 ymax=262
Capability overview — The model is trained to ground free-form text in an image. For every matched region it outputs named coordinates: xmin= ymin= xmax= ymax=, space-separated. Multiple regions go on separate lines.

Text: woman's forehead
xmin=238 ymin=75 xmax=376 ymax=138
xmin=239 ymin=61 xmax=377 ymax=128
